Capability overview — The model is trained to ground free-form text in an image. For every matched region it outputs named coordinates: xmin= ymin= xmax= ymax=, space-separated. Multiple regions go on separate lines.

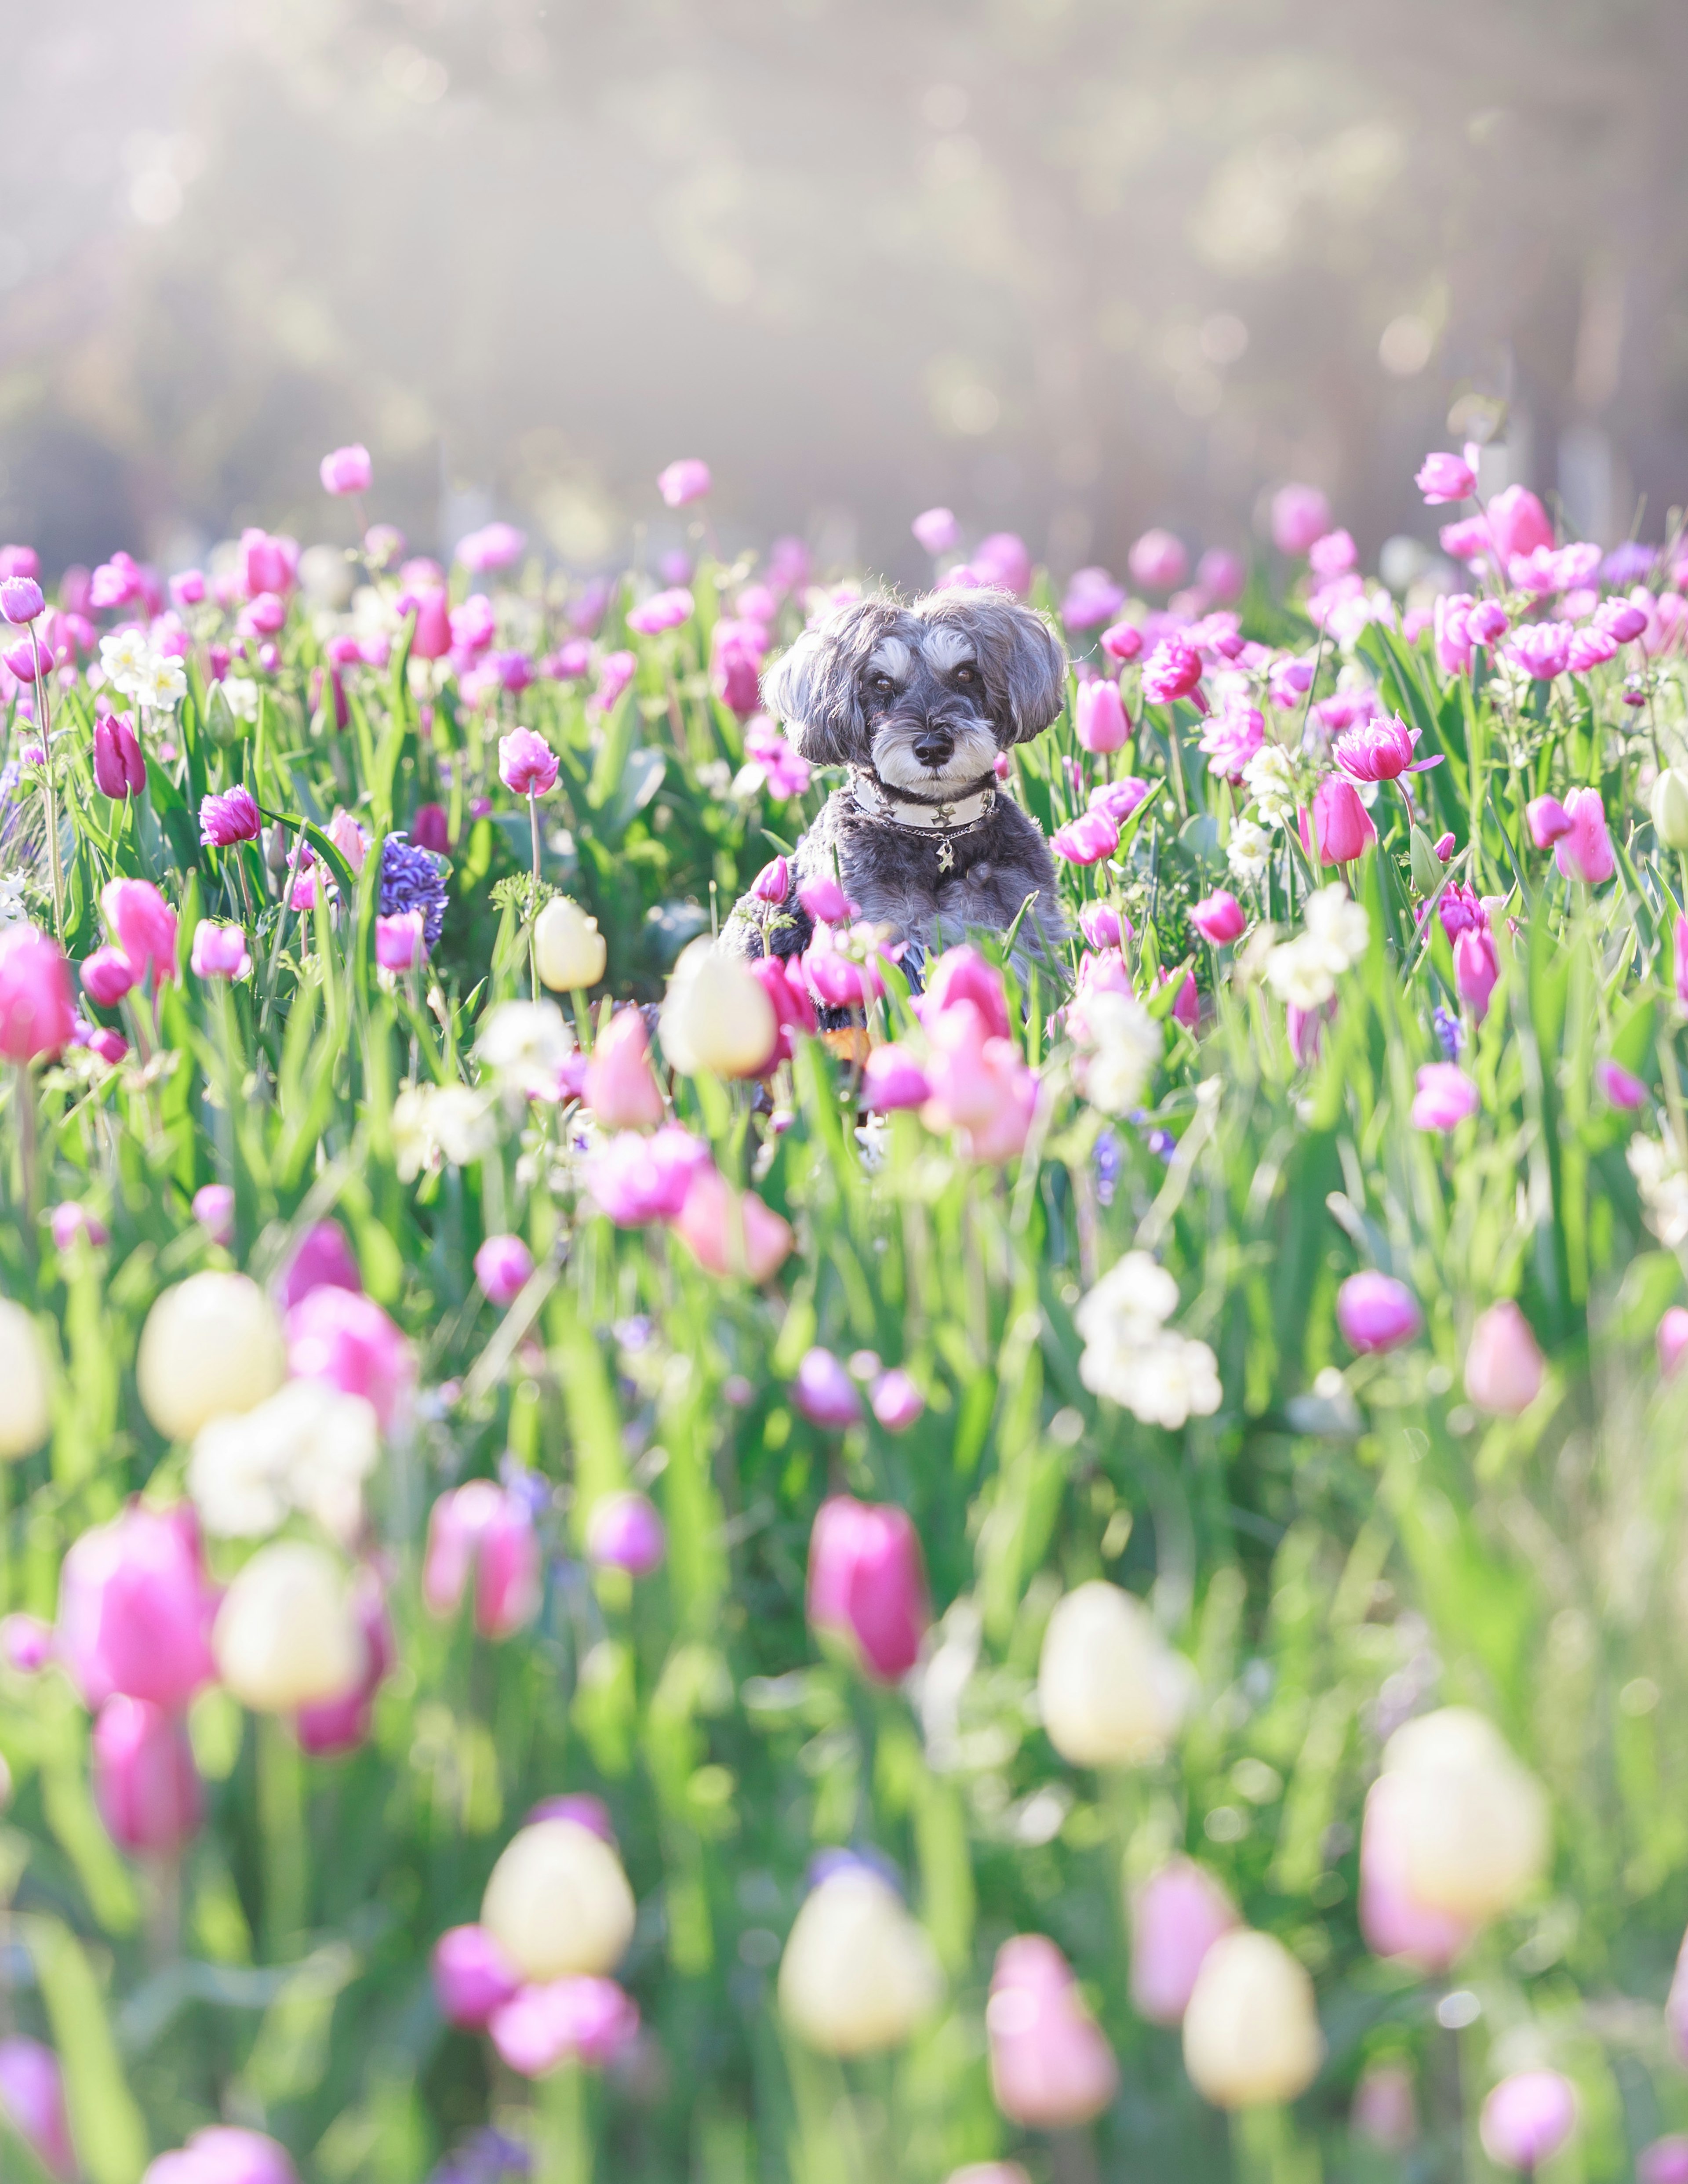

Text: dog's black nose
xmin=913 ymin=729 xmax=954 ymax=768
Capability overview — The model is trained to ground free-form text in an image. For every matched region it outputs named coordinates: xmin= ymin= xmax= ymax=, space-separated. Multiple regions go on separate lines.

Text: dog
xmin=724 ymin=587 xmax=1070 ymax=998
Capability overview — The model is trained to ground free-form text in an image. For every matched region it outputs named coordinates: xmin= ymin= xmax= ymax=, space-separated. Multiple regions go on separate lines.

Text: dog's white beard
xmin=871 ymin=717 xmax=1000 ymax=795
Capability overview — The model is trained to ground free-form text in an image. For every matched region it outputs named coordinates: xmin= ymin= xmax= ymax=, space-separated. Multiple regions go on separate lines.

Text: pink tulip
xmin=922 ymin=1000 xmax=1038 ymax=1163
xmin=1140 ymin=638 xmax=1204 ymax=708
xmin=1553 ymin=786 xmax=1613 ymax=884
xmin=1190 ymin=890 xmax=1245 ymax=945
xmin=1351 ymin=2062 xmax=1419 ymax=2154
xmin=424 ymin=1480 xmax=542 ymax=1639
xmin=92 ymin=1694 xmax=204 ymax=1856
xmin=146 ymin=2127 xmax=298 ymax=2184
xmin=627 ymin=586 xmax=695 ymax=636
xmin=794 ymin=1347 xmax=862 ymax=1428
xmin=474 ymin=1234 xmax=534 ymax=1305
xmin=1411 ymin=1062 xmax=1479 ymax=1132
xmin=1336 ymin=1272 xmax=1422 ymax=1353
xmin=375 ymin=911 xmax=425 ymax=971
xmin=912 ymin=508 xmax=959 ymax=554
xmin=1415 ymin=452 xmax=1477 ymax=505
xmin=1464 ymin=1300 xmax=1544 ymax=1416
xmin=94 ymin=713 xmax=146 ymax=798
xmin=1453 ymin=929 xmax=1499 ymax=1021
xmin=190 ymin=923 xmax=252 ymax=981
xmin=972 ymin=532 xmax=1032 ymax=597
xmin=320 ymin=444 xmax=372 ymax=496
xmin=1129 ymin=1860 xmax=1237 ymax=2025
xmin=749 ymin=954 xmax=816 ymax=1069
xmin=585 ymin=1490 xmax=666 ymax=1575
xmin=583 ymin=1008 xmax=665 ymax=1131
xmin=0 ymin=2039 xmax=76 ymax=2182
xmin=1602 ymin=600 xmax=1649 ymax=644
xmin=1271 ymin=484 xmax=1331 ymax=557
xmin=673 ymin=1165 xmax=793 ymax=1282
xmin=1641 ymin=2140 xmax=1688 ymax=2184
xmin=919 ymin=944 xmax=1012 ymax=1038
xmin=1568 ymin=625 xmax=1619 ymax=673
xmin=1677 ymin=916 xmax=1688 ymax=1010
xmin=0 ymin=574 xmax=43 ymax=623
xmin=498 ymin=728 xmax=559 ymax=798
xmin=1128 ymin=529 xmax=1189 ymax=591
xmin=870 ymin=1369 xmax=925 ymax=1432
xmin=1525 ymin=795 xmax=1571 ymax=847
xmin=295 ymin=1569 xmax=393 ymax=1755
xmin=1198 ymin=702 xmax=1263 ymax=783
xmin=1503 ymin=622 xmax=1573 ymax=681
xmin=1309 ymin=528 xmax=1357 ymax=578
xmin=433 ymin=1924 xmax=522 ymax=2030
xmin=1074 ymin=676 xmax=1129 ymax=753
xmin=50 ymin=1202 xmax=107 ymax=1252
xmin=190 ymin=1183 xmax=235 ymax=1244
xmin=1485 ymin=485 xmax=1554 ymax=566
xmin=657 ymin=458 xmax=712 ymax=508
xmin=0 ymin=930 xmax=76 ymax=1062
xmin=1062 ymin=568 xmax=1125 ymax=629
xmin=57 ymin=1503 xmax=217 ymax=1711
xmin=803 ymin=928 xmax=887 ymax=1009
xmin=1359 ymin=1774 xmax=1476 ymax=1970
xmin=274 ymin=1221 xmax=361 ymax=1313
xmin=490 ymin=1977 xmax=640 ymax=2077
xmin=1100 ymin=620 xmax=1144 ymax=663
xmin=1333 ymin=713 xmax=1439 ymax=783
xmin=87 ymin=1027 xmax=128 ymax=1065
xmin=2 ymin=1611 xmax=53 ymax=1672
xmin=285 ymin=1286 xmax=412 ymax=1432
xmin=1161 ymin=967 xmax=1199 ymax=1030
xmin=808 ymin=1495 xmax=929 ymax=1681
xmin=1479 ymin=2071 xmax=1577 ymax=2173
xmin=102 ymin=878 xmax=178 ymax=986
xmin=241 ymin=528 xmax=298 ymax=598
xmin=1595 ymin=1059 xmax=1647 ymax=1110
xmin=592 ymin=650 xmax=637 ymax=713
xmin=1051 ymin=810 xmax=1120 ymax=865
xmin=862 ymin=1043 xmax=931 ymax=1111
xmin=797 ymin=875 xmax=857 ymax=925
xmin=1659 ymin=1307 xmax=1688 ymax=1379
xmin=1078 ymin=903 xmax=1126 ymax=951
xmin=1302 ymin=778 xmax=1377 ymax=865
xmin=406 ymin=589 xmax=452 ymax=661
xmin=586 ymin=1126 xmax=711 ymax=1227
xmin=751 ymin=857 xmax=789 ymax=905
xmin=987 ymin=1935 xmax=1119 ymax=2129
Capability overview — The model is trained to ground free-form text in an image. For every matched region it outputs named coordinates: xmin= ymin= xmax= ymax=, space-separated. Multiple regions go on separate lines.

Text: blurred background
xmin=2 ymin=0 xmax=1684 ymax=588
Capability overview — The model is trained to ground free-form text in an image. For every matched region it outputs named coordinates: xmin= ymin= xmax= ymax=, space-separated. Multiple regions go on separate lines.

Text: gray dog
xmin=724 ymin=586 xmax=1070 ymax=994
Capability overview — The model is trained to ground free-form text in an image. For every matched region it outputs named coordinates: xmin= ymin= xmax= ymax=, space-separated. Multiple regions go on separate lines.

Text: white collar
xmin=850 ymin=770 xmax=997 ymax=831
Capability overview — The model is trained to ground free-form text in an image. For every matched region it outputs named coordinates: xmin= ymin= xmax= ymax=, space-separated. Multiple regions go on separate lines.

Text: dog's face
xmin=762 ymin=589 xmax=1067 ymax=795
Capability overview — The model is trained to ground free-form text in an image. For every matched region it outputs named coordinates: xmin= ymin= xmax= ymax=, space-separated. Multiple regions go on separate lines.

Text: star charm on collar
xmin=937 ymin=837 xmax=956 ymax=872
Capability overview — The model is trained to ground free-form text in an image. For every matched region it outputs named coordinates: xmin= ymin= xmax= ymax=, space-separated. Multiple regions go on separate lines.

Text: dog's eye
xmin=869 ymin=673 xmax=894 ymax=694
xmin=954 ymin=663 xmax=977 ymax=683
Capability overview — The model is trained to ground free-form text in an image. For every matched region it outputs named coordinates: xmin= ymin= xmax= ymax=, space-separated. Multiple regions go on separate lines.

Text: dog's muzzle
xmin=885 ymin=709 xmax=975 ymax=770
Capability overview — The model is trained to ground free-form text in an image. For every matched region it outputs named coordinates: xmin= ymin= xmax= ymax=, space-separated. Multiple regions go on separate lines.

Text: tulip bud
xmin=1190 ymin=890 xmax=1246 ymax=945
xmin=474 ymin=1233 xmax=534 ymax=1306
xmin=659 ymin=939 xmax=778 ymax=1078
xmin=987 ymin=1933 xmax=1119 ymax=2127
xmin=1037 ymin=1581 xmax=1193 ymax=1767
xmin=778 ymin=1865 xmax=943 ymax=2056
xmin=1379 ymin=1707 xmax=1548 ymax=1920
xmin=1335 ymin=1272 xmax=1421 ymax=1355
xmin=0 ymin=2039 xmax=76 ymax=2183
xmin=136 ymin=1272 xmax=287 ymax=1441
xmin=424 ymin=1480 xmax=542 ymax=1639
xmin=1129 ymin=1859 xmax=1237 ymax=2024
xmin=807 ymin=1496 xmax=930 ymax=1681
xmin=57 ymin=1503 xmax=216 ymax=1709
xmin=432 ymin=1923 xmax=522 ymax=2029
xmin=1182 ymin=1930 xmax=1324 ymax=2109
xmin=212 ymin=1541 xmax=364 ymax=1713
xmin=0 ymin=1299 xmax=51 ymax=1459
xmin=1654 ymin=769 xmax=1688 ymax=850
xmin=144 ymin=2127 xmax=298 ymax=2184
xmin=585 ymin=1490 xmax=666 ymax=1575
xmin=1358 ymin=1772 xmax=1478 ymax=1970
xmin=489 ymin=1974 xmax=641 ymax=2077
xmin=534 ymin=898 xmax=608 ymax=992
xmin=1464 ymin=1300 xmax=1544 ymax=1417
xmin=583 ymin=1007 xmax=666 ymax=1130
xmin=481 ymin=1817 xmax=637 ymax=1981
xmin=1074 ymin=677 xmax=1129 ymax=754
xmin=1479 ymin=2071 xmax=1577 ymax=2173
xmin=92 ymin=1695 xmax=204 ymax=1856
xmin=870 ymin=1368 xmax=925 ymax=1432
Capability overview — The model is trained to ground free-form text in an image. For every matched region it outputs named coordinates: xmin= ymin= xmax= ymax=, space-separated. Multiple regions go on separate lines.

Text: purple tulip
xmin=585 ymin=1490 xmax=666 ymax=1576
xmin=793 ymin=1347 xmax=862 ymax=1428
xmin=0 ymin=575 xmax=45 ymax=624
xmin=912 ymin=507 xmax=958 ymax=554
xmin=199 ymin=787 xmax=262 ymax=849
xmin=1336 ymin=1272 xmax=1422 ymax=1354
xmin=657 ymin=459 xmax=712 ymax=509
xmin=320 ymin=443 xmax=372 ymax=496
xmin=869 ymin=1369 xmax=925 ymax=1433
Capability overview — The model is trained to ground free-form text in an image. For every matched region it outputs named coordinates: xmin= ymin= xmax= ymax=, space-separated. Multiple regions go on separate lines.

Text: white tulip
xmin=212 ymin=1541 xmax=364 ymax=1712
xmin=136 ymin=1272 xmax=286 ymax=1442
xmin=481 ymin=1818 xmax=637 ymax=1981
xmin=1037 ymin=1581 xmax=1193 ymax=1767
xmin=0 ymin=1298 xmax=51 ymax=1459
xmin=1182 ymin=1930 xmax=1324 ymax=2109
xmin=1380 ymin=1707 xmax=1548 ymax=1920
xmin=658 ymin=940 xmax=777 ymax=1079
xmin=534 ymin=898 xmax=607 ymax=992
xmin=777 ymin=1867 xmax=943 ymax=2056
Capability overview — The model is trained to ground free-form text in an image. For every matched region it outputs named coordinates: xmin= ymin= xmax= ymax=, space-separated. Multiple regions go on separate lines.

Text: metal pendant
xmin=936 ymin=836 xmax=955 ymax=873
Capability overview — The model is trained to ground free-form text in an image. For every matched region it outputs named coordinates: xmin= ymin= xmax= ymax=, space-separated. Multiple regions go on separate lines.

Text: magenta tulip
xmin=1553 ymin=787 xmax=1613 ymax=884
xmin=102 ymin=879 xmax=178 ymax=986
xmin=490 ymin=1976 xmax=640 ymax=2077
xmin=1337 ymin=1272 xmax=1422 ymax=1354
xmin=1190 ymin=890 xmax=1245 ymax=945
xmin=1595 ymin=1059 xmax=1648 ymax=1109
xmin=1485 ymin=485 xmax=1553 ymax=566
xmin=1526 ymin=795 xmax=1571 ymax=847
xmin=433 ymin=1924 xmax=522 ymax=2029
xmin=1074 ymin=676 xmax=1129 ymax=753
xmin=1641 ymin=2140 xmax=1688 ymax=2184
xmin=972 ymin=532 xmax=1032 ymax=597
xmin=585 ymin=1490 xmax=666 ymax=1576
xmin=57 ymin=1503 xmax=216 ymax=1711
xmin=92 ymin=1695 xmax=204 ymax=1856
xmin=1078 ymin=902 xmax=1127 ymax=950
xmin=320 ymin=443 xmax=372 ymax=496
xmin=862 ymin=1043 xmax=932 ymax=1112
xmin=498 ymin=728 xmax=559 ymax=798
xmin=474 ymin=1234 xmax=534 ymax=1305
xmin=93 ymin=714 xmax=146 ymax=798
xmin=375 ymin=911 xmax=426 ymax=971
xmin=1302 ymin=778 xmax=1377 ymax=865
xmin=1100 ymin=620 xmax=1144 ymax=663
xmin=1659 ymin=1306 xmax=1688 ymax=1379
xmin=424 ymin=1481 xmax=542 ymax=1639
xmin=1453 ymin=929 xmax=1499 ymax=1021
xmin=1140 ymin=638 xmax=1204 ymax=707
xmin=455 ymin=523 xmax=525 ymax=574
xmin=1052 ymin=810 xmax=1120 ymax=865
xmin=0 ymin=930 xmax=77 ymax=1062
xmin=919 ymin=944 xmax=1012 ymax=1038
xmin=1415 ymin=452 xmax=1477 ymax=505
xmin=807 ymin=1495 xmax=929 ymax=1682
xmin=274 ymin=1220 xmax=361 ymax=1313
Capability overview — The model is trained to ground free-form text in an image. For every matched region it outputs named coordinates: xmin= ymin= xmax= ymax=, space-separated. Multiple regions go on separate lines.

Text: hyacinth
xmin=379 ymin=832 xmax=450 ymax=949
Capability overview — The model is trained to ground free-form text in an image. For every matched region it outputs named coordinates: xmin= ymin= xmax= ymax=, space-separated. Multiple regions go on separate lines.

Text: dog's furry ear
xmin=921 ymin=589 xmax=1067 ymax=745
xmin=761 ymin=600 xmax=888 ymax=765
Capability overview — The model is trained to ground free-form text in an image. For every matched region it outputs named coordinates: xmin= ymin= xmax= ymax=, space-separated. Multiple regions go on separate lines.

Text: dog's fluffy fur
xmin=724 ymin=588 xmax=1069 ymax=989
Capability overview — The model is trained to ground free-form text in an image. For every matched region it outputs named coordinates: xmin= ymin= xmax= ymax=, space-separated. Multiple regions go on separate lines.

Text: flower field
xmin=1 ymin=443 xmax=1688 ymax=2184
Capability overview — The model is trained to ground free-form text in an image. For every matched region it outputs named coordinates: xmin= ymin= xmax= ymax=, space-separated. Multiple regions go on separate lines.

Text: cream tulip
xmin=137 ymin=1272 xmax=287 ymax=1442
xmin=533 ymin=898 xmax=607 ymax=992
xmin=658 ymin=939 xmax=777 ymax=1079
xmin=1654 ymin=768 xmax=1688 ymax=852
xmin=212 ymin=1541 xmax=364 ymax=1712
xmin=777 ymin=1866 xmax=943 ymax=2056
xmin=1037 ymin=1580 xmax=1193 ymax=1767
xmin=0 ymin=1299 xmax=51 ymax=1459
xmin=1182 ymin=1930 xmax=1323 ymax=2109
xmin=1379 ymin=1707 xmax=1549 ymax=1921
xmin=480 ymin=1817 xmax=637 ymax=1981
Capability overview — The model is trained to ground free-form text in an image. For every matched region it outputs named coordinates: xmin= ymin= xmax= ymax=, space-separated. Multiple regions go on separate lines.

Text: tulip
xmin=1416 ymin=451 xmax=1477 ymax=505
xmin=1302 ymin=777 xmax=1377 ymax=866
xmin=136 ymin=1272 xmax=284 ymax=1442
xmin=1504 ymin=621 xmax=1573 ymax=681
xmin=0 ymin=574 xmax=44 ymax=623
xmin=1336 ymin=1271 xmax=1421 ymax=1353
xmin=190 ymin=923 xmax=252 ymax=981
xmin=145 ymin=2128 xmax=298 ymax=2184
xmin=92 ymin=1695 xmax=204 ymax=1856
xmin=1659 ymin=1307 xmax=1688 ymax=1378
xmin=375 ymin=910 xmax=425 ymax=971
xmin=1523 ymin=795 xmax=1570 ymax=850
xmin=922 ymin=1001 xmax=1039 ymax=1163
xmin=583 ymin=1007 xmax=666 ymax=1130
xmin=673 ymin=1165 xmax=794 ymax=1281
xmin=286 ymin=1285 xmax=411 ymax=1433
xmin=862 ymin=1043 xmax=931 ymax=1111
xmin=1129 ymin=1860 xmax=1238 ymax=2025
xmin=57 ymin=1503 xmax=216 ymax=1709
xmin=912 ymin=507 xmax=959 ymax=553
xmin=1412 ymin=1062 xmax=1479 ymax=1132
xmin=1038 ymin=1580 xmax=1191 ymax=1766
xmin=796 ymin=875 xmax=856 ymax=925
xmin=1100 ymin=620 xmax=1144 ymax=663
xmin=1078 ymin=903 xmax=1125 ymax=951
xmin=433 ymin=1923 xmax=522 ymax=2030
xmin=779 ymin=1864 xmax=943 ymax=2055
xmin=187 ymin=1183 xmax=233 ymax=1246
xmin=919 ymin=944 xmax=1012 ymax=1037
xmin=0 ymin=930 xmax=76 ymax=1063
xmin=660 ymin=939 xmax=778 ymax=1077
xmin=947 ymin=2170 xmax=1030 ymax=2184
xmin=1379 ymin=1707 xmax=1549 ymax=1919
xmin=750 ymin=856 xmax=789 ymax=906
xmin=657 ymin=458 xmax=711 ymax=508
xmin=533 ymin=897 xmax=608 ymax=992
xmin=213 ymin=1540 xmax=364 ymax=1712
xmin=2 ymin=1611 xmax=53 ymax=1672
xmin=1452 ymin=928 xmax=1499 ymax=1022
xmin=972 ymin=532 xmax=1032 ymax=596
xmin=320 ymin=443 xmax=372 ymax=495
xmin=1642 ymin=2140 xmax=1688 ymax=2184
xmin=0 ymin=1298 xmax=51 ymax=1459
xmin=240 ymin=528 xmax=298 ymax=598
xmin=0 ymin=2039 xmax=76 ymax=2183
xmin=295 ymin=1568 xmax=393 ymax=1755
xmin=1485 ymin=484 xmax=1553 ymax=564
xmin=1182 ymin=1930 xmax=1323 ymax=2109
xmin=987 ymin=1934 xmax=1119 ymax=2127
xmin=1595 ymin=1058 xmax=1648 ymax=1109
xmin=1051 ymin=810 xmax=1119 ymax=865
xmin=490 ymin=1975 xmax=641 ymax=2076
xmin=1357 ymin=1771 xmax=1478 ymax=1970
xmin=423 ymin=1480 xmax=542 ymax=1639
xmin=498 ymin=728 xmax=559 ymax=797
xmin=86 ymin=1026 xmax=128 ymax=1065
xmin=1140 ymin=638 xmax=1204 ymax=707
xmin=93 ymin=713 xmax=146 ymax=798
xmin=1479 ymin=2071 xmax=1577 ymax=2173
xmin=1548 ymin=785 xmax=1612 ymax=885
xmin=1190 ymin=890 xmax=1245 ymax=945
xmin=1128 ymin=529 xmax=1189 ymax=591
xmin=1568 ymin=625 xmax=1619 ymax=672
xmin=586 ymin=1126 xmax=711 ymax=1227
xmin=482 ymin=1817 xmax=637 ymax=1980
xmin=794 ymin=1348 xmax=862 ymax=1429
xmin=870 ymin=1369 xmax=925 ymax=1432
xmin=585 ymin=1490 xmax=666 ymax=1576
xmin=1464 ymin=1300 xmax=1544 ymax=1417
xmin=1650 ymin=767 xmax=1688 ymax=851
xmin=474 ymin=1234 xmax=534 ymax=1306
xmin=1074 ymin=677 xmax=1129 ymax=753
xmin=1271 ymin=484 xmax=1331 ymax=556
xmin=1604 ymin=600 xmax=1650 ymax=644
xmin=102 ymin=878 xmax=178 ymax=987
xmin=1351 ymin=2062 xmax=1418 ymax=2152
xmin=808 ymin=1496 xmax=928 ymax=1680
xmin=274 ymin=1220 xmax=361 ymax=1312
xmin=51 ymin=1202 xmax=105 ymax=1254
